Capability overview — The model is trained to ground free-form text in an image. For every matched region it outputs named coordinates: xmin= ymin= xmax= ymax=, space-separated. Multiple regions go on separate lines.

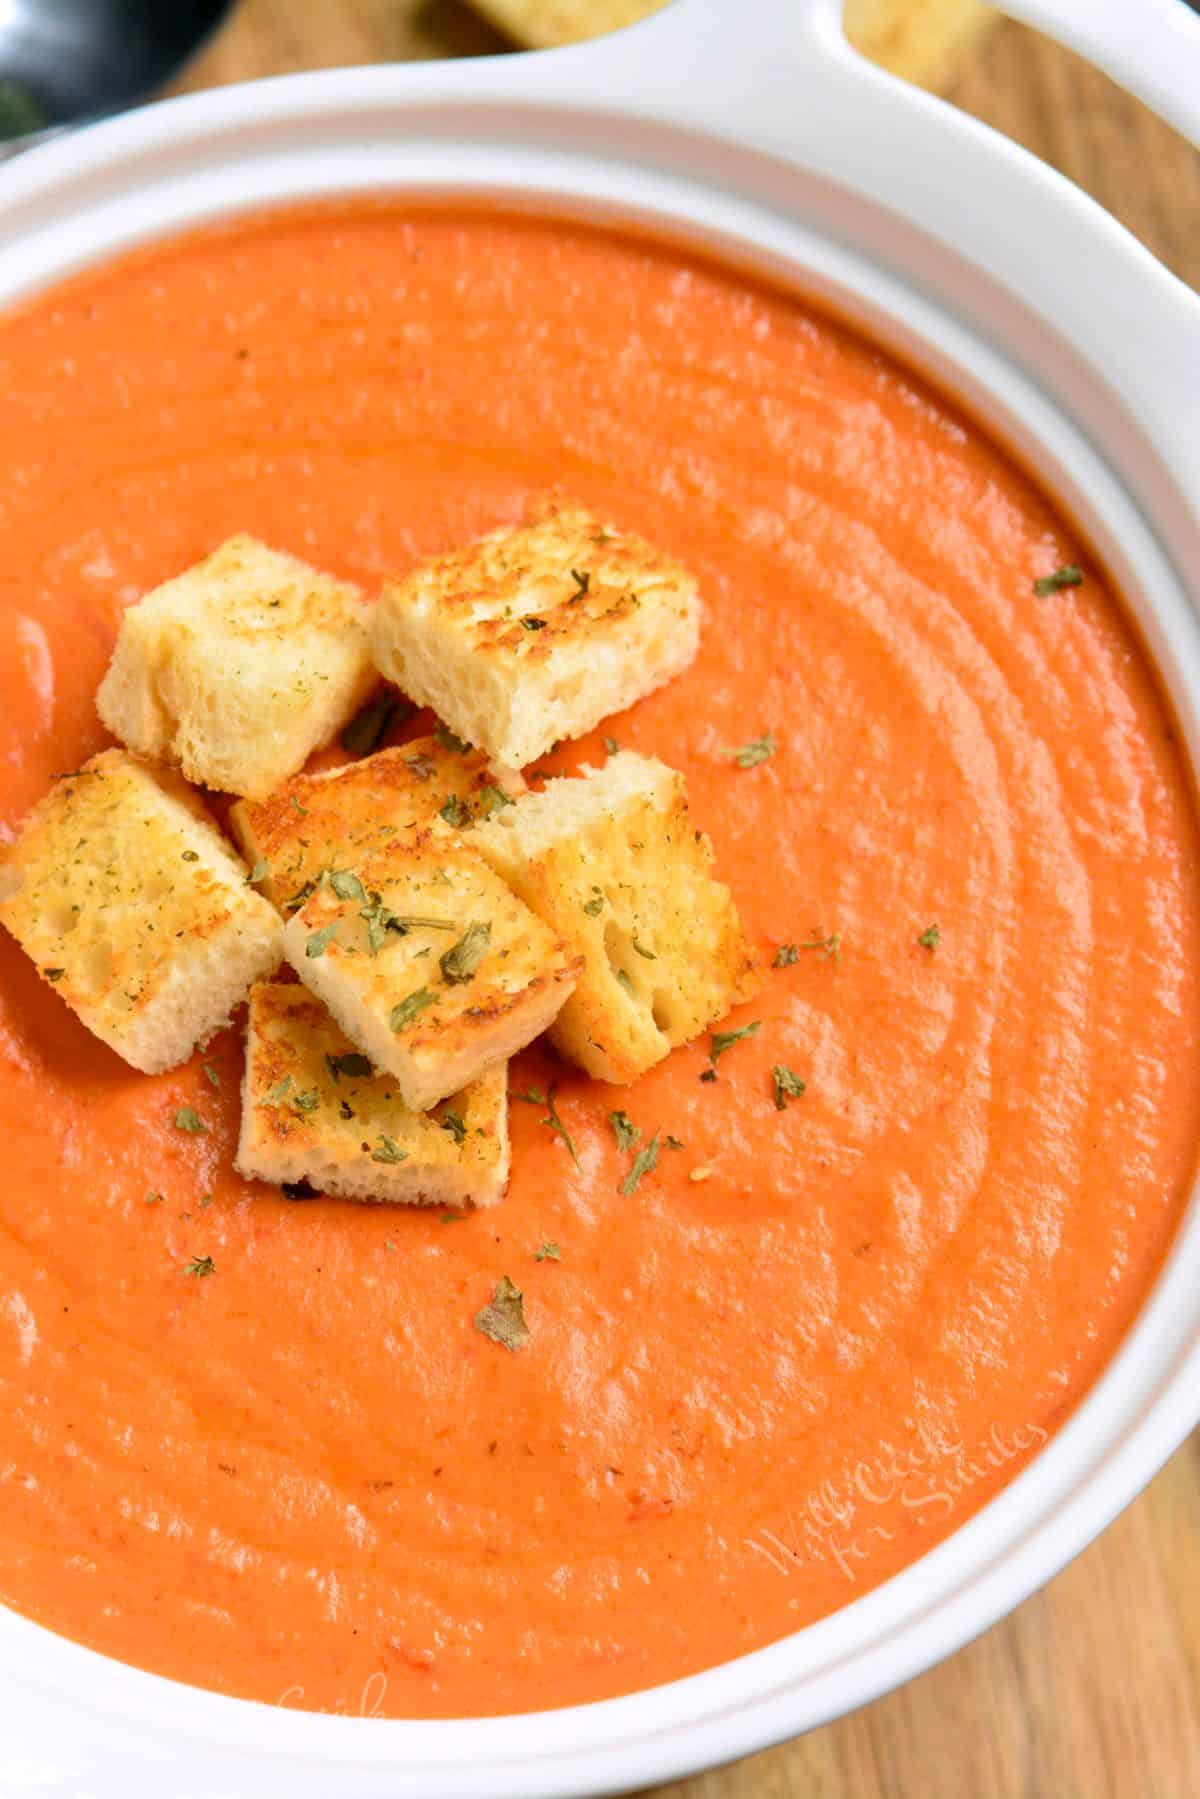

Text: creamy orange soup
xmin=0 ymin=207 xmax=1197 ymax=1718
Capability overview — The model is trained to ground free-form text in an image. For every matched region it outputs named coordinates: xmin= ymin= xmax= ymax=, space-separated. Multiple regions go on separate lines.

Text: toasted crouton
xmin=370 ymin=495 xmax=700 ymax=769
xmin=96 ymin=535 xmax=375 ymax=800
xmin=473 ymin=751 xmax=763 ymax=1082
xmin=282 ymin=834 xmax=580 ymax=1110
xmin=228 ymin=738 xmax=524 ymax=914
xmin=0 ymin=750 xmax=283 ymax=1073
xmin=236 ymin=982 xmax=510 ymax=1207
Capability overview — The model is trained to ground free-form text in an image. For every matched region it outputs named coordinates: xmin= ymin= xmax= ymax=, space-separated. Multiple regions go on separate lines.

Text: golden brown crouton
xmin=228 ymin=737 xmax=524 ymax=914
xmin=370 ymin=495 xmax=700 ymax=769
xmin=473 ymin=751 xmax=763 ymax=1082
xmin=96 ymin=535 xmax=375 ymax=800
xmin=236 ymin=982 xmax=510 ymax=1207
xmin=282 ymin=833 xmax=580 ymax=1111
xmin=0 ymin=750 xmax=283 ymax=1073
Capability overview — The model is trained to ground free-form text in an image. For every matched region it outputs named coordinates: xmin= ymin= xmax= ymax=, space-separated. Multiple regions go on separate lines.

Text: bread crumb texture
xmin=237 ymin=981 xmax=510 ymax=1207
xmin=282 ymin=831 xmax=580 ymax=1111
xmin=0 ymin=749 xmax=283 ymax=1073
xmin=96 ymin=534 xmax=375 ymax=800
xmin=229 ymin=738 xmax=524 ymax=913
xmin=474 ymin=751 xmax=763 ymax=1082
xmin=371 ymin=495 xmax=700 ymax=768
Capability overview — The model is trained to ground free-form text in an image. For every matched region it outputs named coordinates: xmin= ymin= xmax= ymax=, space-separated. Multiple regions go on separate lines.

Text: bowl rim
xmin=1 ymin=16 xmax=1198 ymax=1796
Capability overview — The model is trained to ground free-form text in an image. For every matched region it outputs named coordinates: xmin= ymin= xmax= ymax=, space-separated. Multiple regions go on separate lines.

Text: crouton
xmin=236 ymin=982 xmax=510 ymax=1207
xmin=96 ymin=535 xmax=375 ymax=800
xmin=228 ymin=737 xmax=524 ymax=914
xmin=370 ymin=495 xmax=700 ymax=769
xmin=473 ymin=751 xmax=763 ymax=1082
xmin=282 ymin=833 xmax=580 ymax=1111
xmin=0 ymin=750 xmax=283 ymax=1074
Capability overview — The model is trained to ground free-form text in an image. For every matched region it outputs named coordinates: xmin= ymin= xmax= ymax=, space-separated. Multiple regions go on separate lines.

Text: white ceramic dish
xmin=1 ymin=2 xmax=1197 ymax=1793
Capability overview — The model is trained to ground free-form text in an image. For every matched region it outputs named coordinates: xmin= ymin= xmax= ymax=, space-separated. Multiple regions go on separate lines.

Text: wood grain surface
xmin=176 ymin=7 xmax=1200 ymax=1794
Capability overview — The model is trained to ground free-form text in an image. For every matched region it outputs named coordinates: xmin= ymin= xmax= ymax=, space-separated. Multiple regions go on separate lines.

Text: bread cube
xmin=473 ymin=751 xmax=763 ymax=1083
xmin=228 ymin=737 xmax=524 ymax=915
xmin=0 ymin=750 xmax=283 ymax=1074
xmin=370 ymin=495 xmax=700 ymax=769
xmin=236 ymin=982 xmax=510 ymax=1208
xmin=96 ymin=535 xmax=375 ymax=800
xmin=282 ymin=833 xmax=580 ymax=1111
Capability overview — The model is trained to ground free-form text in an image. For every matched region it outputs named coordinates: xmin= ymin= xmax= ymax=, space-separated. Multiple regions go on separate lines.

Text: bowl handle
xmin=575 ymin=0 xmax=1199 ymax=534
xmin=996 ymin=0 xmax=1200 ymax=148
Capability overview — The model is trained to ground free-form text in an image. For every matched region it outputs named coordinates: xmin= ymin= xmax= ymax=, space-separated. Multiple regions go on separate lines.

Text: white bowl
xmin=1 ymin=2 xmax=1197 ymax=1792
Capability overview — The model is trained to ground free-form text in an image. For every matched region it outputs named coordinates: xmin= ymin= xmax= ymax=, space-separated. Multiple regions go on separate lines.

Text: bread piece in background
xmin=230 ymin=737 xmax=524 ymax=914
xmin=474 ymin=750 xmax=763 ymax=1084
xmin=468 ymin=0 xmax=993 ymax=89
xmin=96 ymin=535 xmax=375 ymax=801
xmin=283 ymin=833 xmax=580 ymax=1111
xmin=237 ymin=982 xmax=510 ymax=1207
xmin=0 ymin=750 xmax=283 ymax=1074
xmin=371 ymin=495 xmax=700 ymax=770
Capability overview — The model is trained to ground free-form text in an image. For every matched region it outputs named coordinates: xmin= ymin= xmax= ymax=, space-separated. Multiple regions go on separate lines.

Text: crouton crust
xmin=237 ymin=982 xmax=510 ymax=1207
xmin=0 ymin=749 xmax=283 ymax=1073
xmin=282 ymin=831 xmax=580 ymax=1110
xmin=229 ymin=737 xmax=524 ymax=913
xmin=96 ymin=534 xmax=375 ymax=800
xmin=474 ymin=751 xmax=763 ymax=1082
xmin=370 ymin=495 xmax=700 ymax=768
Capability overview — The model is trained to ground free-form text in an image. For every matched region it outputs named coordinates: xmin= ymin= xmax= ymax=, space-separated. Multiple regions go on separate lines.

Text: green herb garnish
xmin=390 ymin=988 xmax=437 ymax=1033
xmin=798 ymin=931 xmax=841 ymax=962
xmin=609 ymin=1110 xmax=641 ymax=1152
xmin=266 ymin=1077 xmax=293 ymax=1107
xmin=329 ymin=868 xmax=366 ymax=903
xmin=43 ymin=967 xmax=65 ymax=982
xmin=440 ymin=920 xmax=491 ymax=985
xmin=583 ymin=889 xmax=605 ymax=917
xmin=536 ymin=1242 xmax=562 ymax=1261
xmin=520 ymin=615 xmax=548 ymax=631
xmin=181 ymin=850 xmax=200 ymax=863
xmin=918 ymin=924 xmax=940 ymax=951
xmin=773 ymin=944 xmax=798 ymax=967
xmin=632 ymin=937 xmax=656 ymax=960
xmin=201 ymin=1061 xmax=220 ymax=1089
xmin=291 ymin=1088 xmax=320 ymax=1113
xmin=305 ymin=921 xmax=338 ymax=959
xmin=435 ymin=721 xmax=471 ymax=754
xmin=727 ymin=733 xmax=776 ymax=769
xmin=772 ymin=1065 xmax=806 ymax=1110
xmin=144 ymin=1190 xmax=165 ymax=1206
xmin=440 ymin=793 xmax=467 ymax=828
xmin=710 ymin=1020 xmax=761 ymax=1063
xmin=1033 ymin=564 xmax=1083 ymax=596
xmin=174 ymin=1106 xmax=208 ymax=1134
xmin=516 ymin=1085 xmax=579 ymax=1167
xmin=603 ymin=736 xmax=620 ymax=755
xmin=184 ymin=1254 xmax=215 ymax=1278
xmin=289 ymin=793 xmax=309 ymax=816
xmin=326 ymin=1052 xmax=372 ymax=1081
xmin=615 ymin=968 xmax=637 ymax=997
xmin=620 ymin=1134 xmax=660 ymax=1196
xmin=440 ymin=1109 xmax=467 ymax=1145
xmin=372 ymin=1135 xmax=409 ymax=1165
xmin=249 ymin=858 xmax=271 ymax=885
xmin=478 ymin=784 xmax=514 ymax=817
xmin=474 ymin=1276 xmax=529 ymax=1351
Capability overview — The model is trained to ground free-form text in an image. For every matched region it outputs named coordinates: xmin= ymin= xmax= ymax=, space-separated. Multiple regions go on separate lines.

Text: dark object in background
xmin=0 ymin=0 xmax=235 ymax=142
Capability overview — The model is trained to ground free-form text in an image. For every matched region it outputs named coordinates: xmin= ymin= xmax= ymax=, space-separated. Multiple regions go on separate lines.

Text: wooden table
xmin=178 ymin=8 xmax=1200 ymax=1794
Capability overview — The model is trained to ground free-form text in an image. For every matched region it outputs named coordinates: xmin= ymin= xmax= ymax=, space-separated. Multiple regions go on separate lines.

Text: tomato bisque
xmin=0 ymin=206 xmax=1197 ymax=1718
